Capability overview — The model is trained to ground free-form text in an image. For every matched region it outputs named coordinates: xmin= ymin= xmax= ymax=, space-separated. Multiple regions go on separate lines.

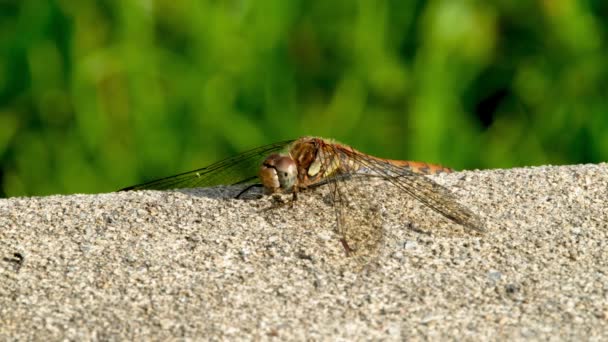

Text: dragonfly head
xmin=259 ymin=154 xmax=298 ymax=193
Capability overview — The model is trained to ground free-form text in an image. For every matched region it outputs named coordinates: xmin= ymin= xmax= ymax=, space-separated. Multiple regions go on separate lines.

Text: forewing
xmin=347 ymin=152 xmax=485 ymax=232
xmin=120 ymin=140 xmax=294 ymax=191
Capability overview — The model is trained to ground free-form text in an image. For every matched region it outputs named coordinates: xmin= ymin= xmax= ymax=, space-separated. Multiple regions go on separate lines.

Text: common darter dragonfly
xmin=121 ymin=137 xmax=484 ymax=259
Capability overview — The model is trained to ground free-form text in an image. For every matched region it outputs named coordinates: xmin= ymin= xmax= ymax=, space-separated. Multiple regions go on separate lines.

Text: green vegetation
xmin=1 ymin=1 xmax=607 ymax=197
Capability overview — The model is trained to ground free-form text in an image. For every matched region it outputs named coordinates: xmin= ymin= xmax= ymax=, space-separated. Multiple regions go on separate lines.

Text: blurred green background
xmin=1 ymin=0 xmax=607 ymax=197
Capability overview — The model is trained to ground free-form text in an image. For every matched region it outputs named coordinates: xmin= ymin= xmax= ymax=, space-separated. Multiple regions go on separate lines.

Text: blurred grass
xmin=1 ymin=0 xmax=607 ymax=197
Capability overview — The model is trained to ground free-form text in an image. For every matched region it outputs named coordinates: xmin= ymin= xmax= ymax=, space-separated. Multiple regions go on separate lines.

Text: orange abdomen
xmin=383 ymin=159 xmax=453 ymax=175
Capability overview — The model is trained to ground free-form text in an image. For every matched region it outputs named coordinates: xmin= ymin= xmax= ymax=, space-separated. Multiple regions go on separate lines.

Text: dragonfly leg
xmin=291 ymin=189 xmax=299 ymax=201
xmin=286 ymin=186 xmax=301 ymax=208
xmin=235 ymin=184 xmax=264 ymax=199
xmin=261 ymin=185 xmax=301 ymax=213
xmin=340 ymin=238 xmax=353 ymax=257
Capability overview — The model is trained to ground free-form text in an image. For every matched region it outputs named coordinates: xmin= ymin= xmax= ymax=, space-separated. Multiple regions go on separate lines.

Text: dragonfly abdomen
xmin=383 ymin=159 xmax=453 ymax=175
xmin=342 ymin=154 xmax=453 ymax=177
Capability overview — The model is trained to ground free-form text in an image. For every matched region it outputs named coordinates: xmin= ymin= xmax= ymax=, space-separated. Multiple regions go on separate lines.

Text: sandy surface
xmin=1 ymin=164 xmax=607 ymax=340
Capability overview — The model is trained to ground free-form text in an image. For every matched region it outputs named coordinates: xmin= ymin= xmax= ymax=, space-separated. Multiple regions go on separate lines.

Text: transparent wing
xmin=317 ymin=144 xmax=384 ymax=265
xmin=120 ymin=140 xmax=294 ymax=191
xmin=326 ymin=144 xmax=485 ymax=233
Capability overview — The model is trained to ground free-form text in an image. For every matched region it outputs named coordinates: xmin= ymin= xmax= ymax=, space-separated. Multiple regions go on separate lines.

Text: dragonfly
xmin=121 ymin=137 xmax=484 ymax=258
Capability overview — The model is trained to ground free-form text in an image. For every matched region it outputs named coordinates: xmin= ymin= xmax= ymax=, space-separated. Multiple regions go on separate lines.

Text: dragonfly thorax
xmin=259 ymin=154 xmax=298 ymax=194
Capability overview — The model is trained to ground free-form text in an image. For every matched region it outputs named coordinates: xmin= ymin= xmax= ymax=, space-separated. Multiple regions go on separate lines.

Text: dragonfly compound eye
xmin=274 ymin=156 xmax=297 ymax=190
xmin=259 ymin=154 xmax=298 ymax=193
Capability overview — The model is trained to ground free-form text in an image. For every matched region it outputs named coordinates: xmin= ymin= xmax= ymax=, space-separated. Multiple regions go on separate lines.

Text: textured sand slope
xmin=1 ymin=164 xmax=607 ymax=340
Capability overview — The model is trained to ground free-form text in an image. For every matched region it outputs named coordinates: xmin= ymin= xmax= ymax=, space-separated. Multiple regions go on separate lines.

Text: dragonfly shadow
xmin=172 ymin=184 xmax=265 ymax=200
xmin=171 ymin=175 xmax=361 ymax=201
xmin=169 ymin=173 xmax=408 ymax=201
